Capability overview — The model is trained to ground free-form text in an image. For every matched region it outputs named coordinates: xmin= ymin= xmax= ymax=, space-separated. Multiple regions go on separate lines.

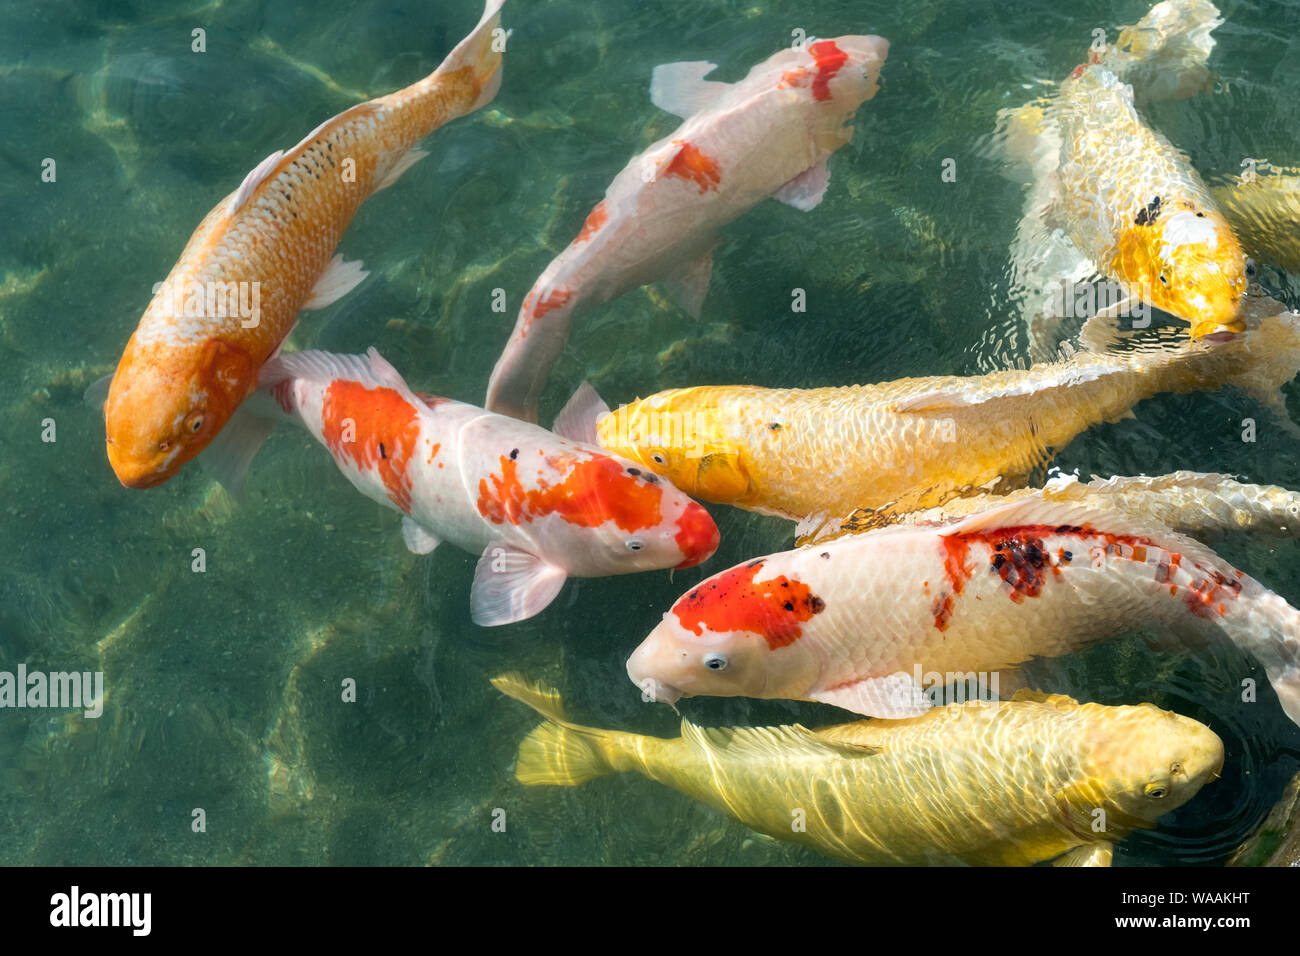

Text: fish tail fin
xmin=433 ymin=0 xmax=506 ymax=115
xmin=484 ymin=279 xmax=577 ymax=422
xmin=1109 ymin=0 xmax=1221 ymax=102
xmin=492 ymin=674 xmax=627 ymax=786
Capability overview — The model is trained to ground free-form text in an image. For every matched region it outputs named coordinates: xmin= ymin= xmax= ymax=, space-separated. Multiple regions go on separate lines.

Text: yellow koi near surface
xmin=494 ymin=675 xmax=1222 ymax=867
xmin=99 ymin=0 xmax=506 ymax=490
xmin=597 ymin=301 xmax=1300 ymax=528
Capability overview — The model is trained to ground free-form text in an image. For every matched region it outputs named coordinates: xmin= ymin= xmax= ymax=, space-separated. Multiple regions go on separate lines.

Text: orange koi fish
xmin=98 ymin=0 xmax=505 ymax=489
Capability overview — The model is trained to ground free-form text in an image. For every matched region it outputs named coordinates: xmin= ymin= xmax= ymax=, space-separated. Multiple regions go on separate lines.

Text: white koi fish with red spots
xmin=484 ymin=34 xmax=889 ymax=422
xmin=626 ymin=496 xmax=1300 ymax=728
xmin=255 ymin=351 xmax=719 ymax=626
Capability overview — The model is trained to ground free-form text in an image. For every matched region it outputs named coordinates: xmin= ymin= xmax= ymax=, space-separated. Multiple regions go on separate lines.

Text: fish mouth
xmin=626 ymin=641 xmax=683 ymax=704
xmin=106 ymin=446 xmax=173 ymax=489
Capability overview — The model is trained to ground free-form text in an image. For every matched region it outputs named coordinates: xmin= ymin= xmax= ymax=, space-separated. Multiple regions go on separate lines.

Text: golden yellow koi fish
xmin=495 ymin=675 xmax=1222 ymax=867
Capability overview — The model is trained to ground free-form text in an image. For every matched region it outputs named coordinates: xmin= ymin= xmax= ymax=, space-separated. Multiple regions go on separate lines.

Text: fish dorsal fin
xmin=552 ymin=382 xmax=610 ymax=446
xmin=892 ymin=365 xmax=1113 ymax=412
xmin=679 ymin=720 xmax=879 ymax=762
xmin=650 ymin=61 xmax=730 ymax=118
xmin=229 ymin=100 xmax=388 ymax=217
xmin=229 ymin=150 xmax=285 ymax=214
xmin=1010 ymin=688 xmax=1080 ymax=707
xmin=258 ymin=347 xmax=419 ymax=406
xmin=941 ymin=496 xmax=1119 ymax=537
xmin=490 ymin=673 xmax=571 ymax=723
xmin=938 ymin=495 xmax=1225 ymax=572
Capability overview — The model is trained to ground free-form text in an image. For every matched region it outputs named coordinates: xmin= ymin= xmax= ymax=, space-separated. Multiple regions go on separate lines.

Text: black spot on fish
xmin=509 ymin=448 xmax=519 ymax=460
xmin=768 ymin=422 xmax=782 ymax=431
xmin=809 ymin=596 xmax=826 ymax=614
xmin=627 ymin=467 xmax=641 ymax=476
xmin=1134 ymin=195 xmax=1162 ymax=226
xmin=783 ymin=601 xmax=794 ymax=611
xmin=746 ymin=559 xmax=764 ymax=569
xmin=820 ymin=552 xmax=830 ymax=559
xmin=379 ymin=442 xmax=387 ymax=459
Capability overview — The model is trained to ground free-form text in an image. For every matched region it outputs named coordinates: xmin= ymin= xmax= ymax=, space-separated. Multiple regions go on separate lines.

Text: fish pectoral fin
xmin=1052 ymin=844 xmax=1113 ymax=867
xmin=229 ymin=149 xmax=286 ymax=214
xmin=302 ymin=254 xmax=369 ymax=310
xmin=807 ymin=673 xmax=931 ymax=719
xmin=773 ymin=159 xmax=831 ymax=211
xmin=470 ymin=544 xmax=568 ymax=627
xmin=793 ymin=511 xmax=836 ymax=547
xmin=659 ymin=250 xmax=714 ymax=319
xmin=552 ymin=382 xmax=611 ymax=446
xmin=375 ymin=147 xmax=431 ymax=192
xmin=401 ymin=517 xmax=441 ymax=555
xmin=83 ymin=373 xmax=113 ymax=410
xmin=649 ymin=60 xmax=730 ymax=119
xmin=198 ymin=405 xmax=277 ymax=503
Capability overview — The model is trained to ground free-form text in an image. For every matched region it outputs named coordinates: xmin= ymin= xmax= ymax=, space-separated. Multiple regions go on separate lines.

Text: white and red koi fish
xmin=626 ymin=496 xmax=1300 ymax=728
xmin=99 ymin=0 xmax=505 ymax=489
xmin=254 ymin=352 xmax=719 ymax=626
xmin=484 ymin=34 xmax=889 ymax=421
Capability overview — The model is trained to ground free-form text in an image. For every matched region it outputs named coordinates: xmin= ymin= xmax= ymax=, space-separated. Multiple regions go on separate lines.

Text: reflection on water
xmin=1 ymin=0 xmax=1298 ymax=865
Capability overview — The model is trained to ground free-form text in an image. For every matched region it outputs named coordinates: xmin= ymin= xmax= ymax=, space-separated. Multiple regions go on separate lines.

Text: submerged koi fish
xmin=596 ymin=302 xmax=1300 ymax=529
xmin=1001 ymin=0 xmax=1246 ymax=354
xmin=829 ymin=471 xmax=1300 ymax=540
xmin=626 ymin=496 xmax=1300 ymax=727
xmin=484 ymin=34 xmax=889 ymax=422
xmin=99 ymin=0 xmax=506 ymax=489
xmin=1213 ymin=166 xmax=1300 ymax=274
xmin=254 ymin=353 xmax=718 ymax=626
xmin=495 ymin=675 xmax=1222 ymax=867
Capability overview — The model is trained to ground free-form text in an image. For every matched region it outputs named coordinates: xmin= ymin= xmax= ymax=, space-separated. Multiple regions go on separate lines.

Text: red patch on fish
xmin=673 ymin=502 xmax=719 ymax=569
xmin=933 ymin=523 xmax=1243 ymax=630
xmin=808 ymin=40 xmax=848 ymax=101
xmin=322 ymin=381 xmax=421 ymax=513
xmin=673 ymin=560 xmax=825 ymax=650
xmin=573 ymin=202 xmax=607 ymax=244
xmin=1068 ymin=63 xmax=1086 ymax=80
xmin=533 ymin=288 xmax=571 ymax=319
xmin=1184 ymin=569 xmax=1242 ymax=619
xmin=664 ymin=140 xmax=722 ymax=193
xmin=477 ymin=453 xmax=663 ymax=532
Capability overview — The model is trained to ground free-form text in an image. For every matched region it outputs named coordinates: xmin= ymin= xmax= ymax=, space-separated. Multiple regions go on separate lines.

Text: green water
xmin=2 ymin=0 xmax=1299 ymax=865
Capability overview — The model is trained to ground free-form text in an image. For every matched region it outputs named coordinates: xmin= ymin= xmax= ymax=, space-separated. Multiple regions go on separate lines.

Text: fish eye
xmin=703 ymin=653 xmax=728 ymax=671
xmin=651 ymin=453 xmax=667 ymax=466
xmin=1144 ymin=784 xmax=1168 ymax=800
xmin=1158 ymin=274 xmax=1169 ymax=285
xmin=625 ymin=539 xmax=644 ymax=552
xmin=189 ymin=415 xmax=204 ymax=433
